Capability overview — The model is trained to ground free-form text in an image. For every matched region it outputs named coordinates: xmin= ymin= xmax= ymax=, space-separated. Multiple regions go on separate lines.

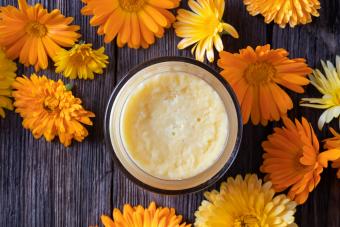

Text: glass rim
xmin=104 ymin=56 xmax=243 ymax=195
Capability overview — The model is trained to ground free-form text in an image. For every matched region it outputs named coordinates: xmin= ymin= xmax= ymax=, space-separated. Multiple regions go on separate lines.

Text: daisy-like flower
xmin=81 ymin=0 xmax=179 ymax=49
xmin=101 ymin=202 xmax=191 ymax=227
xmin=195 ymin=174 xmax=297 ymax=227
xmin=0 ymin=0 xmax=80 ymax=71
xmin=0 ymin=49 xmax=17 ymax=118
xmin=260 ymin=117 xmax=334 ymax=204
xmin=243 ymin=0 xmax=320 ymax=28
xmin=54 ymin=43 xmax=109 ymax=80
xmin=323 ymin=128 xmax=340 ymax=179
xmin=301 ymin=56 xmax=340 ymax=130
xmin=218 ymin=45 xmax=312 ymax=125
xmin=174 ymin=0 xmax=239 ymax=62
xmin=12 ymin=74 xmax=95 ymax=147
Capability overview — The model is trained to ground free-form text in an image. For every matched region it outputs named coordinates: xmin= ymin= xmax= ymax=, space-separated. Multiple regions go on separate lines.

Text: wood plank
xmin=0 ymin=0 xmax=339 ymax=226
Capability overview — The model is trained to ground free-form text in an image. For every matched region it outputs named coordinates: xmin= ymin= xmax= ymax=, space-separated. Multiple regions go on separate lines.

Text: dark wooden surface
xmin=0 ymin=0 xmax=340 ymax=226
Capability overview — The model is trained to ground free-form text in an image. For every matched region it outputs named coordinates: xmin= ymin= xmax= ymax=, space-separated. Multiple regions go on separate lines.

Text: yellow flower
xmin=0 ymin=0 xmax=80 ymax=71
xmin=260 ymin=117 xmax=339 ymax=204
xmin=0 ymin=49 xmax=17 ymax=118
xmin=12 ymin=74 xmax=95 ymax=147
xmin=174 ymin=0 xmax=238 ymax=62
xmin=243 ymin=0 xmax=320 ymax=28
xmin=54 ymin=43 xmax=109 ymax=80
xmin=218 ymin=45 xmax=312 ymax=125
xmin=323 ymin=128 xmax=340 ymax=179
xmin=195 ymin=174 xmax=297 ymax=227
xmin=301 ymin=56 xmax=340 ymax=129
xmin=101 ymin=202 xmax=191 ymax=227
xmin=81 ymin=0 xmax=179 ymax=49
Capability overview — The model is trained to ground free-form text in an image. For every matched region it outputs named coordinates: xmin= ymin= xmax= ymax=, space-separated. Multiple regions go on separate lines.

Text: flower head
xmin=81 ymin=0 xmax=179 ymax=49
xmin=195 ymin=174 xmax=297 ymax=227
xmin=261 ymin=117 xmax=332 ymax=204
xmin=323 ymin=128 xmax=340 ymax=178
xmin=218 ymin=45 xmax=312 ymax=125
xmin=12 ymin=74 xmax=95 ymax=147
xmin=0 ymin=49 xmax=17 ymax=118
xmin=243 ymin=0 xmax=320 ymax=28
xmin=301 ymin=56 xmax=340 ymax=129
xmin=54 ymin=43 xmax=109 ymax=80
xmin=174 ymin=0 xmax=238 ymax=62
xmin=0 ymin=0 xmax=80 ymax=71
xmin=101 ymin=202 xmax=191 ymax=227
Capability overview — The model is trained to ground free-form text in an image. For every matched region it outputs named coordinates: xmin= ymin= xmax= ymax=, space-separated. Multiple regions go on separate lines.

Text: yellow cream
xmin=121 ymin=72 xmax=228 ymax=180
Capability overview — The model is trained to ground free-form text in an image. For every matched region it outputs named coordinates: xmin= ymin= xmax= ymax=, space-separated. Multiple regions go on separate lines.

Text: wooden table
xmin=1 ymin=0 xmax=340 ymax=226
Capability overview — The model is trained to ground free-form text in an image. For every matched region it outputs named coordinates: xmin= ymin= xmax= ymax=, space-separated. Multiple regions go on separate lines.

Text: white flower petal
xmin=325 ymin=106 xmax=340 ymax=123
xmin=318 ymin=110 xmax=328 ymax=129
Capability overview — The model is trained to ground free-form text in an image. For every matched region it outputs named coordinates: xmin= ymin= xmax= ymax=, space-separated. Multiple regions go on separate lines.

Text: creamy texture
xmin=121 ymin=73 xmax=228 ymax=180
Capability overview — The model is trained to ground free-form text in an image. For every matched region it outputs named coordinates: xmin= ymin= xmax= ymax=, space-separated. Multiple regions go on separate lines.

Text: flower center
xmin=234 ymin=214 xmax=260 ymax=227
xmin=43 ymin=96 xmax=60 ymax=112
xmin=26 ymin=21 xmax=47 ymax=37
xmin=119 ymin=0 xmax=145 ymax=12
xmin=244 ymin=62 xmax=276 ymax=85
xmin=332 ymin=88 xmax=340 ymax=104
xmin=69 ymin=44 xmax=93 ymax=65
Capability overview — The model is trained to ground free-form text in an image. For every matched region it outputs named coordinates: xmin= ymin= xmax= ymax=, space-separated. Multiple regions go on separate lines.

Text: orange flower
xmin=243 ymin=0 xmax=320 ymax=28
xmin=81 ymin=0 xmax=179 ymax=49
xmin=0 ymin=49 xmax=17 ymax=118
xmin=101 ymin=202 xmax=191 ymax=227
xmin=218 ymin=45 xmax=312 ymax=125
xmin=0 ymin=0 xmax=80 ymax=70
xmin=323 ymin=128 xmax=340 ymax=179
xmin=261 ymin=117 xmax=326 ymax=204
xmin=12 ymin=74 xmax=95 ymax=147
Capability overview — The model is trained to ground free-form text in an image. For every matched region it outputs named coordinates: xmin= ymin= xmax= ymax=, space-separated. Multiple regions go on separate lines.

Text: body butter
xmin=121 ymin=73 xmax=228 ymax=180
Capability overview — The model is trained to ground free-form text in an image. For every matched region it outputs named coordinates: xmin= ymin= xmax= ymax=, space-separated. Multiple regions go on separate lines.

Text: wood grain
xmin=0 ymin=0 xmax=339 ymax=226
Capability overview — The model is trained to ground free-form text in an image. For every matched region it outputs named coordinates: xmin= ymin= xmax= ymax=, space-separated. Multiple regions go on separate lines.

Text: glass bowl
xmin=104 ymin=56 xmax=242 ymax=194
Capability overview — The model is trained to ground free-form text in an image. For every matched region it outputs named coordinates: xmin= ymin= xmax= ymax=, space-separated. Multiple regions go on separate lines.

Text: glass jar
xmin=104 ymin=57 xmax=242 ymax=194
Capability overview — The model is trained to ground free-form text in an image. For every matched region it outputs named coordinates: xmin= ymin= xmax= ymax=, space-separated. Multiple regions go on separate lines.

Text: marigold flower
xmin=81 ymin=0 xmax=179 ymax=49
xmin=174 ymin=0 xmax=238 ymax=62
xmin=0 ymin=49 xmax=17 ymax=118
xmin=260 ymin=117 xmax=337 ymax=204
xmin=101 ymin=202 xmax=191 ymax=227
xmin=12 ymin=74 xmax=95 ymax=147
xmin=54 ymin=43 xmax=109 ymax=80
xmin=195 ymin=174 xmax=297 ymax=227
xmin=218 ymin=45 xmax=312 ymax=125
xmin=243 ymin=0 xmax=320 ymax=28
xmin=0 ymin=0 xmax=80 ymax=71
xmin=301 ymin=56 xmax=340 ymax=129
xmin=323 ymin=128 xmax=340 ymax=179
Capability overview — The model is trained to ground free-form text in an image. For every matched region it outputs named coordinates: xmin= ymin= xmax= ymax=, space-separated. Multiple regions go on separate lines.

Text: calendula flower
xmin=101 ymin=202 xmax=191 ymax=227
xmin=218 ymin=45 xmax=312 ymax=125
xmin=323 ymin=128 xmax=340 ymax=179
xmin=260 ymin=117 xmax=338 ymax=204
xmin=0 ymin=0 xmax=80 ymax=71
xmin=54 ymin=43 xmax=109 ymax=80
xmin=243 ymin=0 xmax=320 ymax=28
xmin=174 ymin=0 xmax=238 ymax=62
xmin=81 ymin=0 xmax=179 ymax=49
xmin=195 ymin=174 xmax=297 ymax=227
xmin=12 ymin=74 xmax=95 ymax=147
xmin=301 ymin=56 xmax=340 ymax=130
xmin=0 ymin=49 xmax=17 ymax=118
